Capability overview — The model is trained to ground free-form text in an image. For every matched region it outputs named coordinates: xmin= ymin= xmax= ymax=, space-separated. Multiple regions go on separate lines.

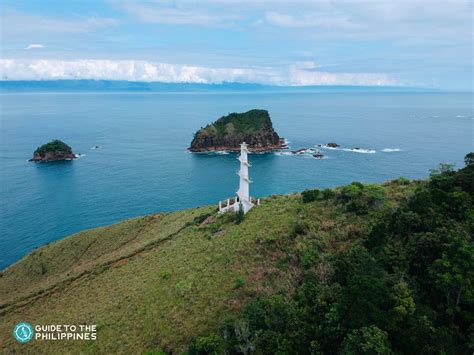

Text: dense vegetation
xmin=189 ymin=109 xmax=281 ymax=151
xmin=1 ymin=154 xmax=472 ymax=353
xmin=208 ymin=110 xmax=273 ymax=137
xmin=34 ymin=139 xmax=73 ymax=156
xmin=189 ymin=156 xmax=474 ymax=354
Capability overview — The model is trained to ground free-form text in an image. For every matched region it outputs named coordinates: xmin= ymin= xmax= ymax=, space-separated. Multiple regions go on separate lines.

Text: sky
xmin=0 ymin=0 xmax=472 ymax=89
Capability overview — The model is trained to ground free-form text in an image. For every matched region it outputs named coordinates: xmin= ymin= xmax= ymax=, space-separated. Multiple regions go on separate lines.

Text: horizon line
xmin=0 ymin=79 xmax=450 ymax=89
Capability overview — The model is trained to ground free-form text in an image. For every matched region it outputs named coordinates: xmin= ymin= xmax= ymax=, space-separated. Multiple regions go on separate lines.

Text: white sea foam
xmin=318 ymin=144 xmax=376 ymax=154
xmin=194 ymin=150 xmax=232 ymax=155
xmin=294 ymin=148 xmax=318 ymax=154
xmin=454 ymin=115 xmax=473 ymax=120
xmin=275 ymin=147 xmax=326 ymax=160
xmin=342 ymin=148 xmax=376 ymax=154
xmin=382 ymin=148 xmax=401 ymax=152
xmin=318 ymin=144 xmax=340 ymax=150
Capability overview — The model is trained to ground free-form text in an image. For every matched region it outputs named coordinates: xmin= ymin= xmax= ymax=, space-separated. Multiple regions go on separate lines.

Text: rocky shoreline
xmin=29 ymin=152 xmax=77 ymax=162
xmin=189 ymin=138 xmax=287 ymax=153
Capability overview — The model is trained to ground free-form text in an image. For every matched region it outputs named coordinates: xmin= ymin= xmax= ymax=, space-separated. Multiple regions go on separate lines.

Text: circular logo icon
xmin=13 ymin=322 xmax=34 ymax=343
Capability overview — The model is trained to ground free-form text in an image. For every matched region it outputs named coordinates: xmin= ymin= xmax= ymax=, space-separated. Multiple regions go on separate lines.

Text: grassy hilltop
xmin=0 ymin=159 xmax=473 ymax=353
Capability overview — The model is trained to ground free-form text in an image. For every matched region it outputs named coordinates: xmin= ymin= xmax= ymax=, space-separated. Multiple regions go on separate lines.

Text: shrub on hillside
xmin=321 ymin=188 xmax=336 ymax=200
xmin=302 ymin=188 xmax=336 ymax=203
xmin=193 ymin=212 xmax=213 ymax=225
xmin=340 ymin=182 xmax=384 ymax=214
xmin=302 ymin=189 xmax=321 ymax=203
xmin=233 ymin=276 xmax=245 ymax=289
xmin=188 ymin=334 xmax=223 ymax=355
xmin=235 ymin=205 xmax=245 ymax=224
xmin=396 ymin=176 xmax=411 ymax=185
xmin=290 ymin=220 xmax=306 ymax=237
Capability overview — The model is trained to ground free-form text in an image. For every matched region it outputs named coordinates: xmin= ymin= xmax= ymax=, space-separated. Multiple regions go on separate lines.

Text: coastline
xmin=188 ymin=138 xmax=287 ymax=153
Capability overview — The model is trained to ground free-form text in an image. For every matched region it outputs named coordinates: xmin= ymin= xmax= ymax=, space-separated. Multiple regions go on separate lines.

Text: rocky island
xmin=29 ymin=139 xmax=77 ymax=162
xmin=189 ymin=109 xmax=285 ymax=152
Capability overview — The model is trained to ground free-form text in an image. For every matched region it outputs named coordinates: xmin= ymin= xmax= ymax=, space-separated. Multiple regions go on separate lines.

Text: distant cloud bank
xmin=0 ymin=59 xmax=397 ymax=86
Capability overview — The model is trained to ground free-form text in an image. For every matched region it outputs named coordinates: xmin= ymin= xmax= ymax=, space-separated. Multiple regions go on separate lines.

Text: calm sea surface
xmin=0 ymin=91 xmax=472 ymax=269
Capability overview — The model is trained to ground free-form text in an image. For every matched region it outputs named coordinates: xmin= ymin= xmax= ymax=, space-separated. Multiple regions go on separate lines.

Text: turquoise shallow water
xmin=0 ymin=91 xmax=472 ymax=269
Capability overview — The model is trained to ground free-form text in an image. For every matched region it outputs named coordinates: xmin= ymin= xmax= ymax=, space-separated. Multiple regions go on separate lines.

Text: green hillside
xmin=1 ymin=159 xmax=472 ymax=353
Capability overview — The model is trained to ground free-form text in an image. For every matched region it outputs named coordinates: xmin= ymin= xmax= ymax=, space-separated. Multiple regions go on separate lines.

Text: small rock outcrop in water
xmin=189 ymin=109 xmax=285 ymax=152
xmin=29 ymin=139 xmax=76 ymax=162
xmin=326 ymin=142 xmax=340 ymax=148
xmin=291 ymin=148 xmax=307 ymax=155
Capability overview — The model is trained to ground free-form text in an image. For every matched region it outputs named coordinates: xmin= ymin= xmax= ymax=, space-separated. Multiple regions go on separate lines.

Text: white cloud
xmin=261 ymin=1 xmax=472 ymax=40
xmin=264 ymin=11 xmax=361 ymax=30
xmin=1 ymin=10 xmax=119 ymax=39
xmin=121 ymin=3 xmax=224 ymax=26
xmin=0 ymin=59 xmax=398 ymax=86
xmin=24 ymin=44 xmax=44 ymax=50
xmin=287 ymin=63 xmax=395 ymax=86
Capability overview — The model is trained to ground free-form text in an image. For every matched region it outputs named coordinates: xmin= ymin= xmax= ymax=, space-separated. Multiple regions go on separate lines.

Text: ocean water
xmin=0 ymin=91 xmax=472 ymax=270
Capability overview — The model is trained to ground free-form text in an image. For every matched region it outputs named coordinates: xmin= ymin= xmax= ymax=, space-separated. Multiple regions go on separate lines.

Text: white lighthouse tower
xmin=236 ymin=142 xmax=253 ymax=213
xmin=218 ymin=142 xmax=260 ymax=214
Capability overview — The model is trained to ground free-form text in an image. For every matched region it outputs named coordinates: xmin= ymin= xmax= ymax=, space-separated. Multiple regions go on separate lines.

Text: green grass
xmin=0 ymin=179 xmax=418 ymax=353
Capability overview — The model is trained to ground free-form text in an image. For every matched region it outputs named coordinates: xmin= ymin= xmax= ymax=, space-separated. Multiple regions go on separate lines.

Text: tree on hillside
xmin=464 ymin=152 xmax=474 ymax=167
xmin=340 ymin=325 xmax=392 ymax=355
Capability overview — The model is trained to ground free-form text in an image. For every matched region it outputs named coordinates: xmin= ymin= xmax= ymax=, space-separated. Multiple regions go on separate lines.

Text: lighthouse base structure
xmin=218 ymin=197 xmax=260 ymax=214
